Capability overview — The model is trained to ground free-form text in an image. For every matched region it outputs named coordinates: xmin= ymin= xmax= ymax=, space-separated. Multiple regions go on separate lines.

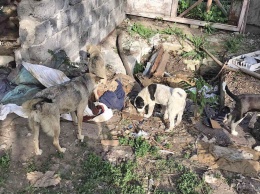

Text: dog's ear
xmin=134 ymin=96 xmax=144 ymax=108
xmin=148 ymin=84 xmax=157 ymax=101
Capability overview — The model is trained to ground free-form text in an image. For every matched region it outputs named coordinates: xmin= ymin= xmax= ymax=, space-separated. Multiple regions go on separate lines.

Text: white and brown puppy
xmin=134 ymin=84 xmax=187 ymax=132
xmin=222 ymin=82 xmax=260 ymax=136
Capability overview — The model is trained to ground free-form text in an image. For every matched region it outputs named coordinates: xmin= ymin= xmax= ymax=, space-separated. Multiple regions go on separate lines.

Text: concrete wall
xmin=247 ymin=0 xmax=260 ymax=27
xmin=16 ymin=0 xmax=126 ymax=66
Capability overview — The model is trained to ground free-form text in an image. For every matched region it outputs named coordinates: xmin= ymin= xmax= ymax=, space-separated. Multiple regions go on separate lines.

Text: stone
xmin=103 ymin=146 xmax=134 ymax=164
xmin=0 ymin=56 xmax=14 ymax=66
xmin=183 ymin=59 xmax=201 ymax=71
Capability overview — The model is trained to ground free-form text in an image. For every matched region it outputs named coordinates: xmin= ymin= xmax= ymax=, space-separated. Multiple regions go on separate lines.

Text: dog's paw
xmin=35 ymin=149 xmax=43 ymax=155
xmin=231 ymin=131 xmax=238 ymax=136
xmin=144 ymin=114 xmax=150 ymax=118
xmin=60 ymin=148 xmax=66 ymax=153
xmin=165 ymin=128 xmax=173 ymax=133
xmin=77 ymin=134 xmax=84 ymax=142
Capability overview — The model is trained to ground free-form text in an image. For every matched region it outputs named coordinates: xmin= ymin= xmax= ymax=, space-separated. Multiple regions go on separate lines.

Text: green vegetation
xmin=130 ymin=23 xmax=156 ymax=39
xmin=77 ymin=152 xmax=145 ymax=194
xmin=178 ymin=0 xmax=228 ymax=23
xmin=134 ymin=62 xmax=145 ymax=74
xmin=119 ymin=136 xmax=158 ymax=157
xmin=185 ymin=76 xmax=218 ymax=117
xmin=183 ymin=36 xmax=208 ymax=60
xmin=225 ymin=35 xmax=244 ymax=53
xmin=0 ymin=151 xmax=11 ymax=185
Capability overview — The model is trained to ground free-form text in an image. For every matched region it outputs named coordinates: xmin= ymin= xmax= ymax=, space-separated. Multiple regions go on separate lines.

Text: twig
xmin=239 ymin=68 xmax=260 ymax=80
xmin=150 ymin=137 xmax=174 ymax=153
xmin=201 ymin=47 xmax=238 ymax=72
xmin=209 ymin=61 xmax=227 ymax=83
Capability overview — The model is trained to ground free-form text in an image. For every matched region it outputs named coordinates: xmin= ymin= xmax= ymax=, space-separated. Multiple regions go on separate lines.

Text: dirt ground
xmin=1 ymin=16 xmax=260 ymax=193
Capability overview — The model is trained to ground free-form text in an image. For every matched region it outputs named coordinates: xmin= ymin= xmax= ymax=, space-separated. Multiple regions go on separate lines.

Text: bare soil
xmin=1 ymin=16 xmax=260 ymax=193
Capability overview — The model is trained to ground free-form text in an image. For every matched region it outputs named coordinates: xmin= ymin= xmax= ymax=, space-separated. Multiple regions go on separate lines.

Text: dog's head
xmin=86 ymin=44 xmax=101 ymax=58
xmin=134 ymin=84 xmax=157 ymax=113
xmin=134 ymin=96 xmax=146 ymax=113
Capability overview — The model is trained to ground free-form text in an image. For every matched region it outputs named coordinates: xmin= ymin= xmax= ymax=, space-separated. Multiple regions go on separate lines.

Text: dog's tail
xmin=22 ymin=98 xmax=44 ymax=114
xmin=222 ymin=82 xmax=239 ymax=102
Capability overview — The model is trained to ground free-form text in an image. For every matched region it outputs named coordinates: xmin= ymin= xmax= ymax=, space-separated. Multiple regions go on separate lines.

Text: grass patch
xmin=0 ymin=151 xmax=11 ymax=185
xmin=225 ymin=35 xmax=244 ymax=53
xmin=183 ymin=36 xmax=208 ymax=60
xmin=77 ymin=152 xmax=145 ymax=194
xmin=119 ymin=136 xmax=158 ymax=157
xmin=130 ymin=23 xmax=156 ymax=39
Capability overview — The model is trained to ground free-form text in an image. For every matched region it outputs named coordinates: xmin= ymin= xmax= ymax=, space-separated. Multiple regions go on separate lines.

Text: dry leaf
xmin=27 ymin=171 xmax=61 ymax=187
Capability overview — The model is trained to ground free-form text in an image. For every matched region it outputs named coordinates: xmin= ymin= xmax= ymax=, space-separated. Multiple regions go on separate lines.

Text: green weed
xmin=130 ymin=23 xmax=156 ymax=39
xmin=185 ymin=76 xmax=218 ymax=117
xmin=77 ymin=152 xmax=145 ymax=194
xmin=183 ymin=36 xmax=207 ymax=60
xmin=160 ymin=25 xmax=185 ymax=39
xmin=178 ymin=0 xmax=228 ymax=24
xmin=225 ymin=35 xmax=244 ymax=53
xmin=134 ymin=62 xmax=145 ymax=74
xmin=177 ymin=171 xmax=211 ymax=194
xmin=119 ymin=136 xmax=157 ymax=157
xmin=0 ymin=151 xmax=11 ymax=185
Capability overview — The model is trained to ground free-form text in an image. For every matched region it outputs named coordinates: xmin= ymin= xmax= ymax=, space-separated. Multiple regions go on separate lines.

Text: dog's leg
xmin=30 ymin=119 xmax=42 ymax=155
xmin=52 ymin=120 xmax=66 ymax=153
xmin=248 ymin=113 xmax=259 ymax=129
xmin=70 ymin=112 xmax=78 ymax=126
xmin=76 ymin=102 xmax=88 ymax=141
xmin=231 ymin=116 xmax=246 ymax=136
xmin=144 ymin=102 xmax=155 ymax=118
xmin=165 ymin=111 xmax=177 ymax=132
xmin=162 ymin=106 xmax=169 ymax=120
xmin=176 ymin=110 xmax=184 ymax=126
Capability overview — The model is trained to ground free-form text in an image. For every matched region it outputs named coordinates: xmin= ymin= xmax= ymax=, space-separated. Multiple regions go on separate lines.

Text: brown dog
xmin=22 ymin=73 xmax=102 ymax=155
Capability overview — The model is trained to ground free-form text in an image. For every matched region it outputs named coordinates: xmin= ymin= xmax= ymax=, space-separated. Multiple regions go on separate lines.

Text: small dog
xmin=222 ymin=82 xmax=260 ymax=136
xmin=134 ymin=84 xmax=187 ymax=132
xmin=22 ymin=73 xmax=102 ymax=155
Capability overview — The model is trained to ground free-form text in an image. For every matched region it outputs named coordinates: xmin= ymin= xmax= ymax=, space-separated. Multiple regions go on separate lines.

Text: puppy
xmin=134 ymin=84 xmax=187 ymax=132
xmin=222 ymin=82 xmax=260 ymax=136
xmin=22 ymin=73 xmax=102 ymax=155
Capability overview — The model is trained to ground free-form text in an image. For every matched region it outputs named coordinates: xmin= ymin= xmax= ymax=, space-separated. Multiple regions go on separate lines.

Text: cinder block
xmin=89 ymin=21 xmax=100 ymax=39
xmin=34 ymin=20 xmax=53 ymax=45
xmin=68 ymin=3 xmax=85 ymax=23
xmin=19 ymin=19 xmax=40 ymax=46
xmin=68 ymin=0 xmax=82 ymax=6
xmin=55 ymin=0 xmax=69 ymax=11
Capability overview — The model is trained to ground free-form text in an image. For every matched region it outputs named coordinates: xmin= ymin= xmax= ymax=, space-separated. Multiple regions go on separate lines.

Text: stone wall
xmin=16 ymin=0 xmax=126 ymax=66
xmin=247 ymin=0 xmax=260 ymax=27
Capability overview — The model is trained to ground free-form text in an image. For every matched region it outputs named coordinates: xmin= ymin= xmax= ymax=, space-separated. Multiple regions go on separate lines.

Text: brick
xmin=68 ymin=3 xmax=85 ymax=23
xmin=153 ymin=51 xmax=170 ymax=77
xmin=34 ymin=20 xmax=53 ymax=45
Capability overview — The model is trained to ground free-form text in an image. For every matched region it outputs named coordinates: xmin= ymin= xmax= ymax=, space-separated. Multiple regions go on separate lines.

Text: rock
xmin=0 ymin=56 xmax=14 ymax=66
xmin=203 ymin=170 xmax=236 ymax=194
xmin=103 ymin=146 xmax=134 ymax=164
xmin=190 ymin=24 xmax=199 ymax=29
xmin=101 ymin=140 xmax=119 ymax=146
xmin=183 ymin=59 xmax=200 ymax=71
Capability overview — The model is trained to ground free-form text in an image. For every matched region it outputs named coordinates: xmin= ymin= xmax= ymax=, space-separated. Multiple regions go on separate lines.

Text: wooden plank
xmin=170 ymin=0 xmax=179 ymax=17
xmin=153 ymin=52 xmax=170 ymax=77
xmin=237 ymin=0 xmax=249 ymax=30
xmin=179 ymin=0 xmax=203 ymax=17
xmin=149 ymin=46 xmax=164 ymax=76
xmin=214 ymin=0 xmax=228 ymax=16
xmin=240 ymin=0 xmax=250 ymax=33
xmin=126 ymin=12 xmax=240 ymax=31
